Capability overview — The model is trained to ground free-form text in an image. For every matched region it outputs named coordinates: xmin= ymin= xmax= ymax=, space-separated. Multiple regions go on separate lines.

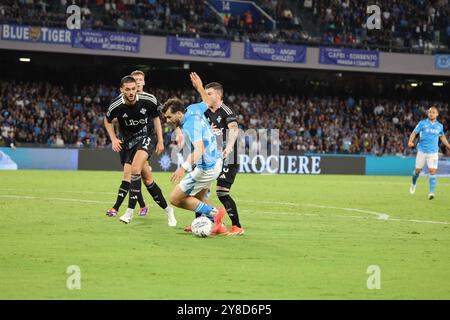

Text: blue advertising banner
xmin=166 ymin=36 xmax=231 ymax=58
xmin=435 ymin=54 xmax=450 ymax=70
xmin=71 ymin=30 xmax=140 ymax=52
xmin=1 ymin=24 xmax=71 ymax=44
xmin=244 ymin=42 xmax=306 ymax=63
xmin=0 ymin=148 xmax=78 ymax=170
xmin=319 ymin=47 xmax=379 ymax=68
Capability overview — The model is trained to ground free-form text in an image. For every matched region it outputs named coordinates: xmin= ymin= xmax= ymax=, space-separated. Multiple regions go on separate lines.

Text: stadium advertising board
xmin=10 ymin=148 xmax=450 ymax=177
xmin=319 ymin=47 xmax=379 ymax=68
xmin=0 ymin=148 xmax=78 ymax=170
xmin=435 ymin=54 xmax=450 ymax=70
xmin=238 ymin=154 xmax=365 ymax=175
xmin=71 ymin=30 xmax=140 ymax=53
xmin=166 ymin=36 xmax=231 ymax=58
xmin=244 ymin=42 xmax=306 ymax=63
xmin=1 ymin=24 xmax=71 ymax=44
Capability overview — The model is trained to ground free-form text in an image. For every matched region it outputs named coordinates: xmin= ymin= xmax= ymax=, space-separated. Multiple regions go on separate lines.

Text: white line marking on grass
xmin=239 ymin=199 xmax=389 ymax=220
xmin=305 ymin=204 xmax=390 ymax=220
xmin=238 ymin=199 xmax=450 ymax=225
xmin=0 ymin=195 xmax=110 ymax=204
xmin=389 ymin=218 xmax=450 ymax=225
xmin=0 ymin=188 xmax=116 ymax=195
xmin=2 ymin=194 xmax=448 ymax=226
xmin=0 ymin=195 xmax=37 ymax=199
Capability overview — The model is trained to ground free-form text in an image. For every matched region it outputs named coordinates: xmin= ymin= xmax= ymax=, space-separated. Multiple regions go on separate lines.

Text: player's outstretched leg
xmin=120 ymin=174 xmax=141 ymax=224
xmin=141 ymin=165 xmax=176 ymax=227
xmin=137 ymin=189 xmax=148 ymax=216
xmin=107 ymin=162 xmax=133 ymax=217
xmin=107 ymin=180 xmax=130 ymax=217
xmin=120 ymin=151 xmax=148 ymax=224
xmin=184 ymin=189 xmax=225 ymax=234
xmin=217 ymin=189 xmax=244 ymax=235
xmin=170 ymin=186 xmax=225 ymax=234
xmin=410 ymin=168 xmax=421 ymax=194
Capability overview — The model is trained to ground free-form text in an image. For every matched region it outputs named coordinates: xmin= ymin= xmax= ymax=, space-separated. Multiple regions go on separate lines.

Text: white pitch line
xmin=304 ymin=204 xmax=390 ymax=220
xmin=0 ymin=195 xmax=109 ymax=204
xmin=389 ymin=218 xmax=450 ymax=225
xmin=1 ymin=194 xmax=448 ymax=226
xmin=238 ymin=199 xmax=450 ymax=225
xmin=239 ymin=199 xmax=389 ymax=220
xmin=0 ymin=188 xmax=116 ymax=195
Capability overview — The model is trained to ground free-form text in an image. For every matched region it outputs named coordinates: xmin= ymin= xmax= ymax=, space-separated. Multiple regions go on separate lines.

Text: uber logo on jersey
xmin=140 ymin=108 xmax=146 ymax=114
xmin=125 ymin=118 xmax=148 ymax=126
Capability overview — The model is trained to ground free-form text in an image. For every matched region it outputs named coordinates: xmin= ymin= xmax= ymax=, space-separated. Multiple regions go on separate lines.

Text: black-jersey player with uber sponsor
xmin=104 ymin=75 xmax=176 ymax=226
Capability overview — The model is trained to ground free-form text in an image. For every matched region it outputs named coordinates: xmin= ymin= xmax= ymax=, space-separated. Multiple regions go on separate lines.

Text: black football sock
xmin=127 ymin=174 xmax=141 ymax=210
xmin=217 ymin=190 xmax=241 ymax=227
xmin=137 ymin=189 xmax=146 ymax=208
xmin=113 ymin=180 xmax=130 ymax=210
xmin=145 ymin=181 xmax=168 ymax=210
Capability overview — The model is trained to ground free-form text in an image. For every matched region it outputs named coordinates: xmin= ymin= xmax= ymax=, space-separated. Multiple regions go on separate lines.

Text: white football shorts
xmin=179 ymin=159 xmax=223 ymax=196
xmin=415 ymin=151 xmax=439 ymax=169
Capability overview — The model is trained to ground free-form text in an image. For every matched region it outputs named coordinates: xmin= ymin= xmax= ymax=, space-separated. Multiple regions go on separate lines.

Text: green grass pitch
xmin=0 ymin=170 xmax=449 ymax=299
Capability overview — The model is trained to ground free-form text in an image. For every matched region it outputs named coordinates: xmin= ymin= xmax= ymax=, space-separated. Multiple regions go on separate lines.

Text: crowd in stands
xmin=0 ymin=0 xmax=447 ymax=52
xmin=307 ymin=0 xmax=449 ymax=51
xmin=1 ymin=81 xmax=448 ymax=156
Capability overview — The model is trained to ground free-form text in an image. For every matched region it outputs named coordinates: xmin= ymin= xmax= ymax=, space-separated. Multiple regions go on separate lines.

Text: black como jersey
xmin=106 ymin=92 xmax=160 ymax=150
xmin=204 ymin=103 xmax=238 ymax=163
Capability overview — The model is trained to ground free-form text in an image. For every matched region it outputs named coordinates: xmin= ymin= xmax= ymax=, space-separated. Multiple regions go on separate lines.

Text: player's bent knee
xmin=169 ymin=193 xmax=181 ymax=207
xmin=142 ymin=177 xmax=153 ymax=186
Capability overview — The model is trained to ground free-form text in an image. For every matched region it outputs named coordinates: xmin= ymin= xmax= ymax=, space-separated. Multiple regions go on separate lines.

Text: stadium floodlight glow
xmin=410 ymin=83 xmax=418 ymax=87
xmin=432 ymin=82 xmax=444 ymax=87
xmin=19 ymin=57 xmax=31 ymax=62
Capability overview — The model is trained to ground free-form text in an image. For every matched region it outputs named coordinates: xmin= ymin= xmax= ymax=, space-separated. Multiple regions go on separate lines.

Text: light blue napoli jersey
xmin=181 ymin=102 xmax=220 ymax=170
xmin=413 ymin=119 xmax=444 ymax=154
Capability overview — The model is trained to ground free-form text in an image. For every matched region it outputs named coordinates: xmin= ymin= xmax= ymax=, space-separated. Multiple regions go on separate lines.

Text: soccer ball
xmin=191 ymin=216 xmax=213 ymax=237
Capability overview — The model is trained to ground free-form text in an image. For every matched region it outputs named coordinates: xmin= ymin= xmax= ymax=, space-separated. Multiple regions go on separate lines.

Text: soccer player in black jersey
xmin=204 ymin=82 xmax=244 ymax=235
xmin=104 ymin=75 xmax=176 ymax=226
xmin=106 ymin=70 xmax=154 ymax=217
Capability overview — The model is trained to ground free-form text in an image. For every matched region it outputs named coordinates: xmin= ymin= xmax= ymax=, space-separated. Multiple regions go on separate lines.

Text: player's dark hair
xmin=205 ymin=82 xmax=223 ymax=97
xmin=161 ymin=98 xmax=185 ymax=114
xmin=429 ymin=105 xmax=439 ymax=113
xmin=120 ymin=75 xmax=136 ymax=87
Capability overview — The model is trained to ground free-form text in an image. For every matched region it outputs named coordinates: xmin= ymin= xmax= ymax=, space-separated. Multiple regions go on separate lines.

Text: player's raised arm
xmin=190 ymin=72 xmax=212 ymax=108
xmin=104 ymin=117 xmax=122 ymax=152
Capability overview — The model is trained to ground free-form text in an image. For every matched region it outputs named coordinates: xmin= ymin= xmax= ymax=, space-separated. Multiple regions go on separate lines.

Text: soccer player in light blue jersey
xmin=161 ymin=72 xmax=226 ymax=234
xmin=408 ymin=106 xmax=450 ymax=200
